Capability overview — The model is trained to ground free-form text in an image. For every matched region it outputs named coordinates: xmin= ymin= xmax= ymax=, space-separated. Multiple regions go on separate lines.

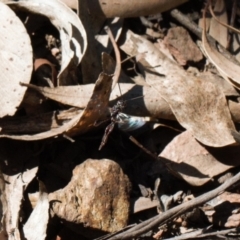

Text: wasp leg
xmin=99 ymin=122 xmax=115 ymax=150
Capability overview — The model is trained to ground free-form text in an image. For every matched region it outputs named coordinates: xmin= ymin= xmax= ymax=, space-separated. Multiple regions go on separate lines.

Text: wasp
xmin=98 ymin=100 xmax=125 ymax=150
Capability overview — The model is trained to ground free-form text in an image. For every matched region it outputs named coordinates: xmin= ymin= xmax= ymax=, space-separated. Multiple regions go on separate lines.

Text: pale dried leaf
xmin=23 ymin=181 xmax=49 ymax=240
xmin=0 ymin=2 xmax=32 ymax=117
xmin=8 ymin=0 xmax=87 ymax=85
xmin=120 ymin=30 xmax=236 ymax=147
xmin=158 ymin=131 xmax=240 ymax=186
xmin=209 ymin=0 xmax=228 ymax=48
xmin=132 ymin=197 xmax=158 ymax=213
xmin=202 ymin=8 xmax=240 ymax=89
xmin=4 ymin=167 xmax=38 ymax=240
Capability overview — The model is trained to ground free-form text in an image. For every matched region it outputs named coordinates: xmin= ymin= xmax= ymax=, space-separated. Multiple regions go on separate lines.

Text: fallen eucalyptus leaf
xmin=23 ymin=181 xmax=49 ymax=240
xmin=0 ymin=140 xmax=39 ymax=240
xmin=61 ymin=0 xmax=189 ymax=18
xmin=120 ymin=30 xmax=236 ymax=147
xmin=67 ymin=73 xmax=113 ymax=136
xmin=202 ymin=6 xmax=240 ymax=89
xmin=0 ymin=2 xmax=32 ymax=117
xmin=8 ymin=0 xmax=87 ymax=85
xmin=0 ymin=73 xmax=112 ymax=140
xmin=209 ymin=0 xmax=228 ymax=48
xmin=156 ymin=130 xmax=240 ymax=186
xmin=0 ymin=108 xmax=83 ymax=140
xmin=132 ymin=197 xmax=159 ymax=213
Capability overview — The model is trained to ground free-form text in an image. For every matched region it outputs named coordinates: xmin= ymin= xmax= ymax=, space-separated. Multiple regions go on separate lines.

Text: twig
xmin=108 ymin=171 xmax=240 ymax=239
xmin=129 ymin=136 xmax=158 ymax=161
xmin=105 ymin=26 xmax=121 ymax=91
xmin=129 ymin=136 xmax=178 ymax=181
xmin=164 ymin=227 xmax=240 ymax=240
xmin=94 ymin=224 xmax=137 ymax=240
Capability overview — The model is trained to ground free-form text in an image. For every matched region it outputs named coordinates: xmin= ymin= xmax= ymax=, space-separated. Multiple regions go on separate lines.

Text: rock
xmin=48 ymin=158 xmax=131 ymax=233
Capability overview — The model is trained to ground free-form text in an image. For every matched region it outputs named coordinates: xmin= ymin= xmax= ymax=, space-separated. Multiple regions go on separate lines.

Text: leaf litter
xmin=1 ymin=0 xmax=240 ymax=239
xmin=0 ymin=1 xmax=32 ymax=118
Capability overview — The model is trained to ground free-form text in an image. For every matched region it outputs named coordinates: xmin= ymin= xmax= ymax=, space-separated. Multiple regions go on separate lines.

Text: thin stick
xmin=165 ymin=227 xmax=240 ymax=240
xmin=108 ymin=171 xmax=240 ymax=239
xmin=105 ymin=26 xmax=121 ymax=91
xmin=129 ymin=136 xmax=158 ymax=161
xmin=129 ymin=135 xmax=179 ymax=178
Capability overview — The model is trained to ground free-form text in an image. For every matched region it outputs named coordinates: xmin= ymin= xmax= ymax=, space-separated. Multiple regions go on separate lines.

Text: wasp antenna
xmin=125 ymin=95 xmax=145 ymax=102
xmin=117 ymin=82 xmax=124 ymax=101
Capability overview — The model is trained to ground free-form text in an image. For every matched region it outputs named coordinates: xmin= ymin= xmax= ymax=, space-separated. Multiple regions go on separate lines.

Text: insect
xmin=98 ymin=96 xmax=148 ymax=150
xmin=98 ymin=99 xmax=126 ymax=150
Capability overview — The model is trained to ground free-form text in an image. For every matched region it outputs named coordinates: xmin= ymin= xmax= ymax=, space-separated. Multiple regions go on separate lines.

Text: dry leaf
xmin=209 ymin=0 xmax=228 ymax=48
xmin=0 ymin=109 xmax=83 ymax=140
xmin=4 ymin=166 xmax=38 ymax=240
xmin=156 ymin=130 xmax=240 ymax=186
xmin=1 ymin=74 xmax=240 ymax=137
xmin=8 ymin=0 xmax=87 ymax=85
xmin=0 ymin=2 xmax=32 ymax=117
xmin=0 ymin=72 xmax=112 ymax=140
xmin=60 ymin=0 xmax=189 ymax=18
xmin=0 ymin=108 xmax=82 ymax=134
xmin=120 ymin=30 xmax=236 ymax=147
xmin=0 ymin=140 xmax=39 ymax=240
xmin=67 ymin=73 xmax=113 ymax=136
xmin=205 ymin=192 xmax=240 ymax=228
xmin=132 ymin=197 xmax=158 ymax=213
xmin=202 ymin=6 xmax=240 ymax=89
xmin=23 ymin=181 xmax=49 ymax=240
